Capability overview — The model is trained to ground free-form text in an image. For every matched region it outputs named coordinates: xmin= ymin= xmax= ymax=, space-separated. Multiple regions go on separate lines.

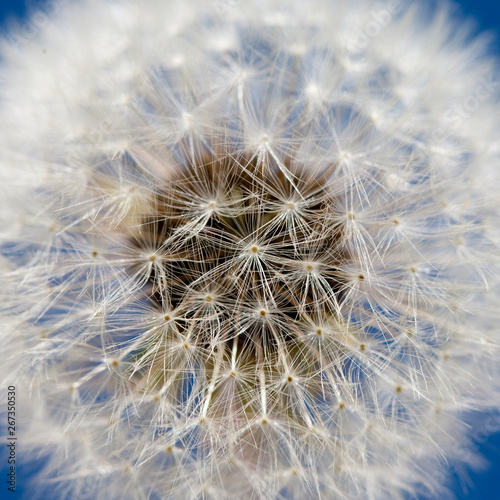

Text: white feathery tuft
xmin=1 ymin=0 xmax=500 ymax=499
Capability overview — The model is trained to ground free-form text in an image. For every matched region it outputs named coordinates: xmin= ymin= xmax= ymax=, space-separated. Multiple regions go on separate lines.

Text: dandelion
xmin=1 ymin=0 xmax=500 ymax=498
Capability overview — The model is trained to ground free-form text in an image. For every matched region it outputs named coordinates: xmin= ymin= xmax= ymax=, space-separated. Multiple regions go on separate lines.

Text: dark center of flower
xmin=129 ymin=151 xmax=348 ymax=403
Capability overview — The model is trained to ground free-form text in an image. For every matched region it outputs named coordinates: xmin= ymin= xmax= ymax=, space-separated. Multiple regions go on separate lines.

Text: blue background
xmin=0 ymin=0 xmax=499 ymax=499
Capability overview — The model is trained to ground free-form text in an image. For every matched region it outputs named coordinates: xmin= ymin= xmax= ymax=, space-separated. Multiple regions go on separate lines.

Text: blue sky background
xmin=0 ymin=0 xmax=499 ymax=499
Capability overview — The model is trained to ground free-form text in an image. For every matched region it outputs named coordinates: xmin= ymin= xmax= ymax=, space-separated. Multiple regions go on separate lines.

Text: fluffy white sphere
xmin=1 ymin=0 xmax=500 ymax=499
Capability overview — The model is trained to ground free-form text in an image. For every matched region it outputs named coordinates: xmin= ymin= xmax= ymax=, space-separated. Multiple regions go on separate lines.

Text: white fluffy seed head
xmin=1 ymin=1 xmax=500 ymax=499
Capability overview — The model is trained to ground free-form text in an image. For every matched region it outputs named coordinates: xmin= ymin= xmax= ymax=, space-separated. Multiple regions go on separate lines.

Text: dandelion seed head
xmin=1 ymin=0 xmax=500 ymax=499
